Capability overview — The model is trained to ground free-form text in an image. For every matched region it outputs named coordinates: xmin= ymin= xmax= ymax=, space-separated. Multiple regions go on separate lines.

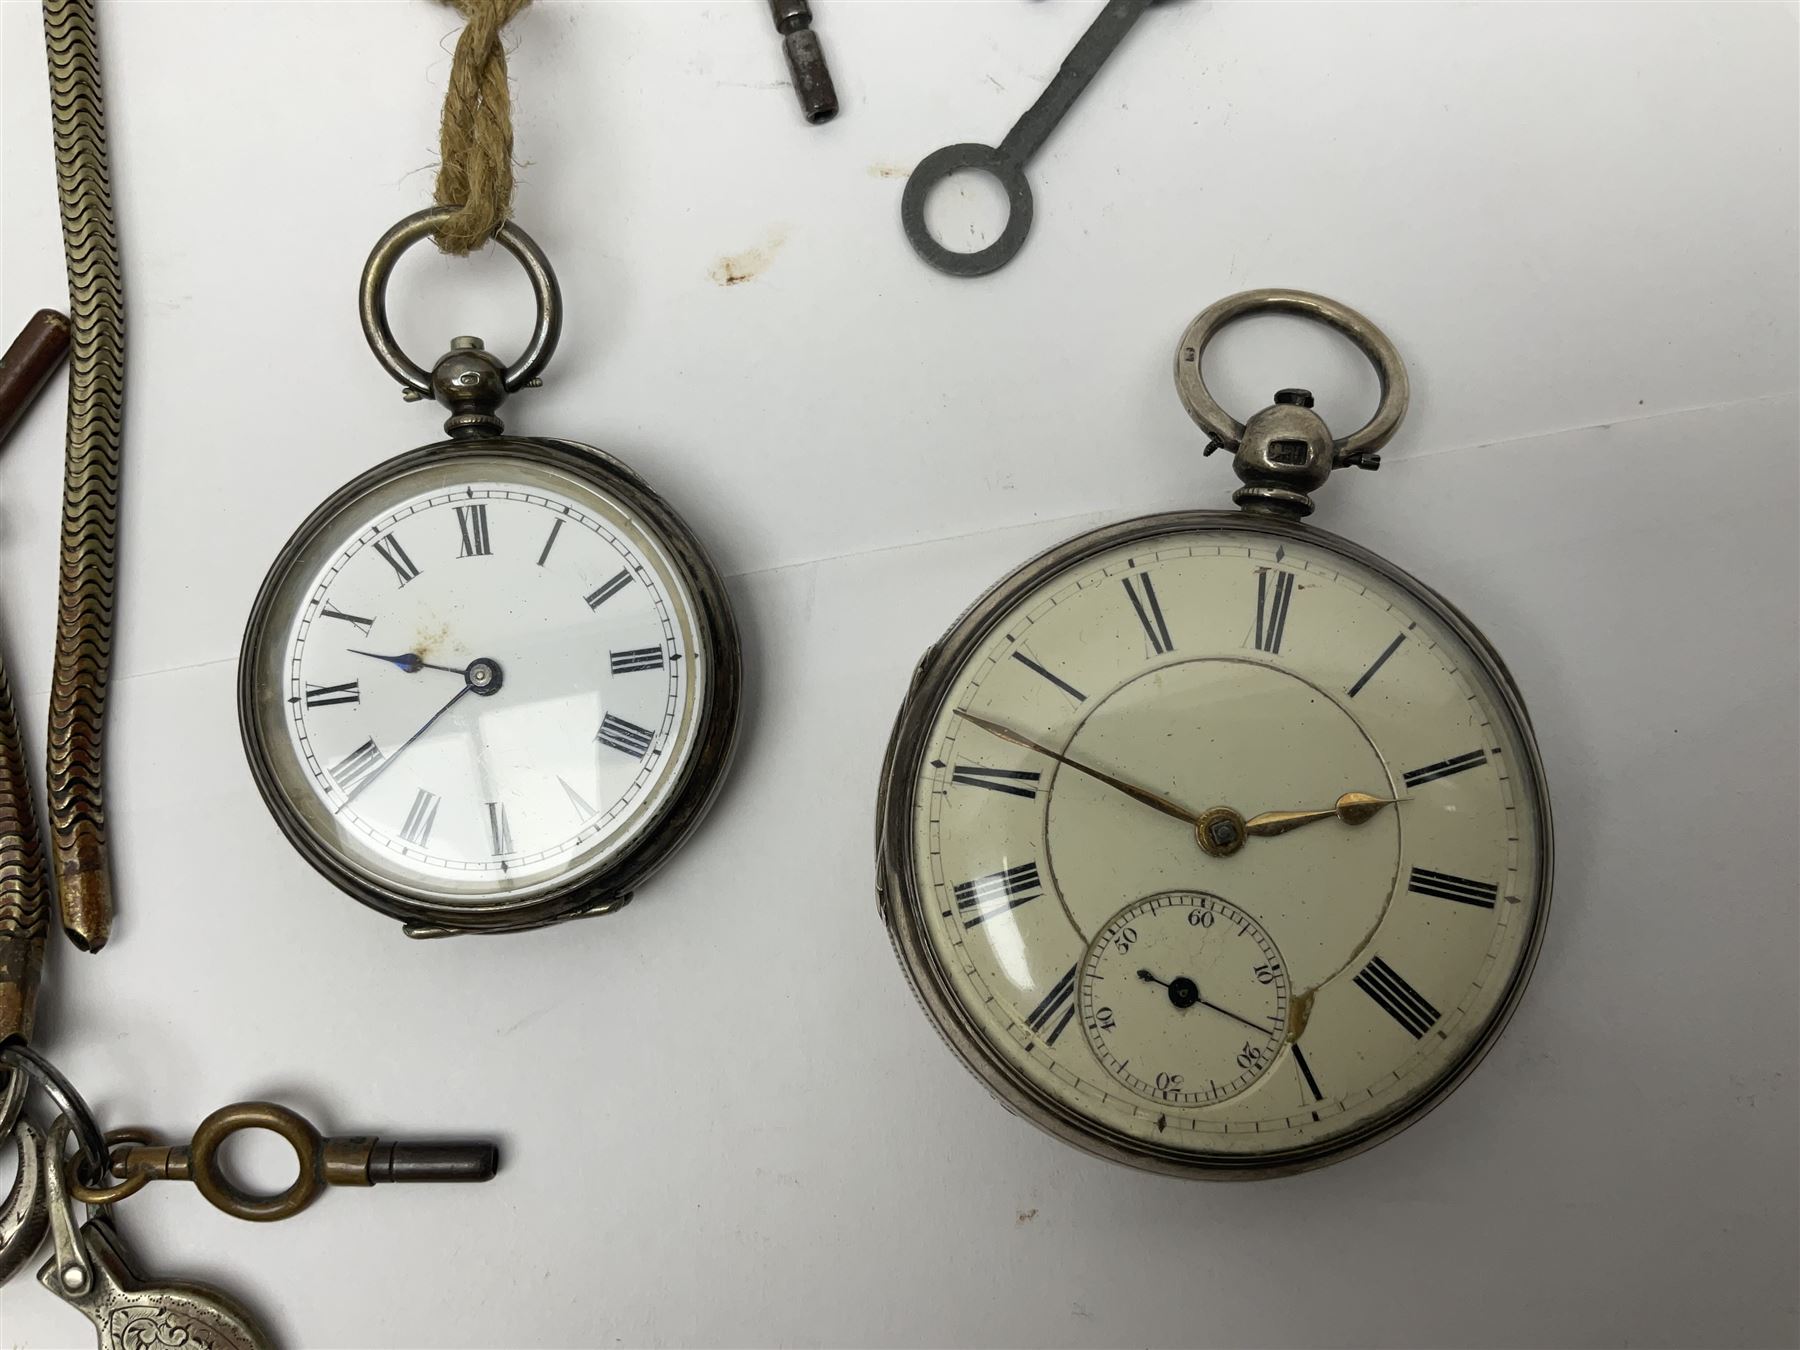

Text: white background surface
xmin=2 ymin=2 xmax=1797 ymax=1347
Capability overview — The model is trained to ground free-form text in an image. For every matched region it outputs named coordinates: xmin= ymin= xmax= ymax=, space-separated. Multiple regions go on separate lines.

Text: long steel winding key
xmin=36 ymin=1117 xmax=276 ymax=1349
xmin=901 ymin=0 xmax=1163 ymax=276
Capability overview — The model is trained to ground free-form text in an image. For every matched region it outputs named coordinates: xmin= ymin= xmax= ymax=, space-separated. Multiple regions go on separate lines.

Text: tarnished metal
xmin=0 ymin=653 xmax=51 ymax=1049
xmin=359 ymin=206 xmax=561 ymax=414
xmin=768 ymin=0 xmax=838 ymax=124
xmin=0 ymin=309 xmax=72 ymax=447
xmin=1174 ymin=289 xmax=1411 ymax=517
xmin=902 ymin=0 xmax=1159 ymax=276
xmin=108 ymin=1101 xmax=499 ymax=1223
xmin=43 ymin=0 xmax=127 ymax=953
xmin=0 ymin=1119 xmax=51 ymax=1285
xmin=38 ymin=1118 xmax=275 ymax=1349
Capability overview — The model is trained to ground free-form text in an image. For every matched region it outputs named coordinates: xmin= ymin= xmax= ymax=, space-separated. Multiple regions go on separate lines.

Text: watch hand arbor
xmin=1243 ymin=791 xmax=1399 ymax=837
xmin=347 ymin=648 xmax=468 ymax=677
xmin=951 ymin=710 xmax=1201 ymax=825
xmin=1136 ymin=968 xmax=1269 ymax=1035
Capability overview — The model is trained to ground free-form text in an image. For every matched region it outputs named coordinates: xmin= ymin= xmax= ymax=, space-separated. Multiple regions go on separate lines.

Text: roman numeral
xmin=1347 ymin=633 xmax=1405 ymax=697
xmin=485 ymin=801 xmax=513 ymax=855
xmin=328 ymin=739 xmax=384 ymax=794
xmin=1292 ymin=1044 xmax=1324 ymax=1102
xmin=1254 ymin=569 xmax=1296 ymax=653
xmin=536 ymin=518 xmax=565 ymax=567
xmin=585 ymin=569 xmax=633 ymax=610
xmin=303 ymin=680 xmax=360 ymax=708
xmin=372 ymin=534 xmax=420 ymax=586
xmin=597 ymin=713 xmax=655 ymax=758
xmin=950 ymin=765 xmax=1041 ymax=799
xmin=559 ymin=776 xmax=597 ymax=821
xmin=1354 ymin=956 xmax=1440 ymax=1039
xmin=952 ymin=861 xmax=1043 ymax=928
xmin=1010 ymin=652 xmax=1086 ymax=703
xmin=1122 ymin=573 xmax=1173 ymax=655
xmin=319 ymin=604 xmax=374 ymax=636
xmin=1408 ymin=866 xmax=1499 ymax=909
xmin=1025 ymin=964 xmax=1079 ymax=1046
xmin=399 ymin=789 xmax=440 ymax=847
xmin=1402 ymin=749 xmax=1487 ymax=789
xmin=609 ymin=647 xmax=665 ymax=675
xmin=455 ymin=504 xmax=492 ymax=557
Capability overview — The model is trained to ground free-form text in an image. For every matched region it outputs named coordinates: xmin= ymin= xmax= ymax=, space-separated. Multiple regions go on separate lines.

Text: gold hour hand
xmin=1243 ymin=791 xmax=1398 ymax=837
xmin=950 ymin=710 xmax=1201 ymax=826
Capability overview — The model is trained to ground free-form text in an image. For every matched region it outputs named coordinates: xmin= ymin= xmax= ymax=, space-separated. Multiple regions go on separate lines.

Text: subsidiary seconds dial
xmin=1081 ymin=892 xmax=1289 ymax=1106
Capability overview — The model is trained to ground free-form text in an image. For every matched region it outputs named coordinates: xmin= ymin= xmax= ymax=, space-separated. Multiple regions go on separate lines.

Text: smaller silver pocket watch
xmin=240 ymin=209 xmax=741 ymax=937
xmin=877 ymin=290 xmax=1553 ymax=1177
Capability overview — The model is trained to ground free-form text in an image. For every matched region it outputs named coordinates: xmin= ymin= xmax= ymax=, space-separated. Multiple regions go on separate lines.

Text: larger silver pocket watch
xmin=876 ymin=290 xmax=1553 ymax=1177
xmin=240 ymin=210 xmax=741 ymax=938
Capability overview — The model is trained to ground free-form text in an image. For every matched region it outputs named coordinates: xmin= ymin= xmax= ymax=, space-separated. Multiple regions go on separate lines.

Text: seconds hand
xmin=339 ymin=677 xmax=474 ymax=808
xmin=1136 ymin=968 xmax=1270 ymax=1036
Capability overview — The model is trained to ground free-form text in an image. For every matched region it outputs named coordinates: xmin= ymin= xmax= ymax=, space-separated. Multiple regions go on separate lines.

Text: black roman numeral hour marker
xmin=949 ymin=765 xmax=1041 ymax=799
xmin=328 ymin=739 xmax=384 ymax=794
xmin=1408 ymin=866 xmax=1499 ymax=909
xmin=1254 ymin=569 xmax=1296 ymax=653
xmin=585 ymin=569 xmax=633 ymax=610
xmin=1010 ymin=652 xmax=1086 ymax=703
xmin=319 ymin=604 xmax=374 ymax=636
xmin=372 ymin=534 xmax=420 ymax=586
xmin=559 ymin=776 xmax=597 ymax=821
xmin=485 ymin=800 xmax=513 ymax=855
xmin=1293 ymin=1043 xmax=1324 ymax=1101
xmin=1025 ymin=964 xmax=1079 ymax=1046
xmin=303 ymin=680 xmax=360 ymax=708
xmin=455 ymin=504 xmax=492 ymax=557
xmin=1354 ymin=956 xmax=1441 ymax=1039
xmin=1122 ymin=573 xmax=1173 ymax=655
xmin=1402 ymin=750 xmax=1488 ymax=789
xmin=952 ymin=861 xmax=1043 ymax=928
xmin=609 ymin=647 xmax=665 ymax=675
xmin=399 ymin=789 xmax=440 ymax=847
xmin=1347 ymin=633 xmax=1405 ymax=697
xmin=597 ymin=713 xmax=655 ymax=758
xmin=536 ymin=518 xmax=564 ymax=567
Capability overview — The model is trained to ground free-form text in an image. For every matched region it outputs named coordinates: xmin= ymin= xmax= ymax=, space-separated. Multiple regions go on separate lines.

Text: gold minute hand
xmin=951 ymin=710 xmax=1200 ymax=825
xmin=1243 ymin=791 xmax=1399 ymax=837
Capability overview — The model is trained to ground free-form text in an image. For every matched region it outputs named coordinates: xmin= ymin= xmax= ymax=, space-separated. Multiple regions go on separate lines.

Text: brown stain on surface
xmin=1016 ymin=1208 xmax=1038 ymax=1225
xmin=710 ymin=228 xmax=790 ymax=287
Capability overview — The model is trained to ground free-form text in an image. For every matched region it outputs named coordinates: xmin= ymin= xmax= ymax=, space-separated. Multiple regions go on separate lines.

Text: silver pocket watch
xmin=239 ymin=210 xmax=741 ymax=937
xmin=877 ymin=290 xmax=1553 ymax=1177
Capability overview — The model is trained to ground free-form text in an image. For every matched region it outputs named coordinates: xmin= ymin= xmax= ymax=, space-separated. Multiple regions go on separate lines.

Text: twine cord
xmin=433 ymin=0 xmax=532 ymax=255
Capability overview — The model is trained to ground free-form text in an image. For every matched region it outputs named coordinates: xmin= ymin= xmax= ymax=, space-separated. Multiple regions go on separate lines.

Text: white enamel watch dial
xmin=241 ymin=440 xmax=738 ymax=932
xmin=879 ymin=515 xmax=1551 ymax=1176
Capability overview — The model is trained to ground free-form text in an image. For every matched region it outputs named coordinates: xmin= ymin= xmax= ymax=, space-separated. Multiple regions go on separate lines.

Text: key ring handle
xmin=1173 ymin=288 xmax=1410 ymax=461
xmin=359 ymin=206 xmax=563 ymax=396
xmin=0 ymin=1041 xmax=109 ymax=1179
xmin=188 ymin=1101 xmax=325 ymax=1222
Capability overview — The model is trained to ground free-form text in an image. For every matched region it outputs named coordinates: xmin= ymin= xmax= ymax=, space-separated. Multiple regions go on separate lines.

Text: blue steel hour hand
xmin=347 ymin=648 xmax=466 ymax=676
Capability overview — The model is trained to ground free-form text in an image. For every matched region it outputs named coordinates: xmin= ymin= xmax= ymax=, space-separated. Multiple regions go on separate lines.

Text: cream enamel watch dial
xmin=877 ymin=514 xmax=1552 ymax=1176
xmin=241 ymin=439 xmax=740 ymax=934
